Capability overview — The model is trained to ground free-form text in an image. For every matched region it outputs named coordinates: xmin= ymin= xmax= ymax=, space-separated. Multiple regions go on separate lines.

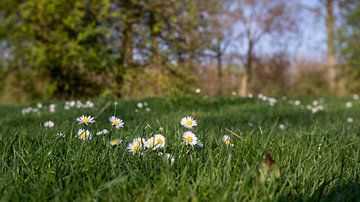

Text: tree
xmin=325 ymin=0 xmax=338 ymax=94
xmin=231 ymin=0 xmax=299 ymax=96
xmin=338 ymin=0 xmax=360 ymax=92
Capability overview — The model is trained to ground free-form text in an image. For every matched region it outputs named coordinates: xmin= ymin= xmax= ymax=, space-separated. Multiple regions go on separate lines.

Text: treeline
xmin=0 ymin=0 xmax=221 ymax=101
xmin=0 ymin=0 xmax=359 ymax=102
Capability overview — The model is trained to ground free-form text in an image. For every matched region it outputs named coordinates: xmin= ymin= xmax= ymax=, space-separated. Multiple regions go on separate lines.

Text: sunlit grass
xmin=0 ymin=96 xmax=359 ymax=201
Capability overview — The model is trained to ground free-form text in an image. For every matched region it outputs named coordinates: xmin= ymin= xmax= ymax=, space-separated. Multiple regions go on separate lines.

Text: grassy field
xmin=0 ymin=96 xmax=359 ymax=201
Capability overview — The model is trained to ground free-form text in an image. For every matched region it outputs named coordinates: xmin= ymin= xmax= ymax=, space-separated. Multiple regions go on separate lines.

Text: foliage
xmin=338 ymin=0 xmax=360 ymax=92
xmin=0 ymin=0 xmax=213 ymax=100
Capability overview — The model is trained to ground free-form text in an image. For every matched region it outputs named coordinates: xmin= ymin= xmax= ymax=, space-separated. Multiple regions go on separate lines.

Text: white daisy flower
xmin=77 ymin=129 xmax=92 ymax=141
xmin=346 ymin=101 xmax=353 ymax=108
xmin=43 ymin=121 xmax=55 ymax=128
xmin=294 ymin=100 xmax=301 ymax=106
xmin=145 ymin=137 xmax=156 ymax=149
xmin=146 ymin=107 xmax=151 ymax=112
xmin=85 ymin=100 xmax=94 ymax=108
xmin=195 ymin=88 xmax=201 ymax=94
xmin=180 ymin=116 xmax=198 ymax=129
xmin=347 ymin=117 xmax=354 ymax=123
xmin=153 ymin=134 xmax=165 ymax=149
xmin=37 ymin=103 xmax=43 ymax=108
xmin=96 ymin=129 xmax=109 ymax=136
xmin=132 ymin=137 xmax=145 ymax=146
xmin=76 ymin=115 xmax=95 ymax=125
xmin=49 ymin=104 xmax=56 ymax=113
xmin=109 ymin=116 xmax=124 ymax=129
xmin=183 ymin=131 xmax=198 ymax=146
xmin=137 ymin=102 xmax=143 ymax=109
xmin=128 ymin=142 xmax=142 ymax=154
xmin=69 ymin=101 xmax=76 ymax=107
xmin=109 ymin=139 xmax=122 ymax=147
xmin=279 ymin=124 xmax=286 ymax=130
xmin=353 ymin=94 xmax=359 ymax=100
xmin=222 ymin=135 xmax=234 ymax=147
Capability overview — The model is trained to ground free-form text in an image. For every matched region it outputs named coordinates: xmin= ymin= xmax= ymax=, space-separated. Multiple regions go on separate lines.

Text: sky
xmin=295 ymin=0 xmax=327 ymax=61
xmin=228 ymin=0 xmax=329 ymax=63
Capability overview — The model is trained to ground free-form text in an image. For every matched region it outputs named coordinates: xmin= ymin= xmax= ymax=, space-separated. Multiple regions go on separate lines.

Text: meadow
xmin=0 ymin=95 xmax=359 ymax=201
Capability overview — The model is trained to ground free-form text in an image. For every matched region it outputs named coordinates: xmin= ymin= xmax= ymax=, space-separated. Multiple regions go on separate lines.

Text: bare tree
xmin=207 ymin=0 xmax=235 ymax=95
xmin=325 ymin=0 xmax=338 ymax=94
xmin=231 ymin=0 xmax=299 ymax=96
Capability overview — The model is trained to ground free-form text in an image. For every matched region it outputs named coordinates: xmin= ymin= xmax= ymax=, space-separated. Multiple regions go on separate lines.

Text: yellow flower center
xmin=110 ymin=140 xmax=118 ymax=145
xmin=82 ymin=117 xmax=89 ymax=123
xmin=186 ymin=136 xmax=193 ymax=143
xmin=113 ymin=119 xmax=120 ymax=125
xmin=156 ymin=138 xmax=163 ymax=145
xmin=225 ymin=139 xmax=231 ymax=145
xmin=185 ymin=120 xmax=193 ymax=126
xmin=149 ymin=140 xmax=155 ymax=147
xmin=80 ymin=132 xmax=87 ymax=139
xmin=133 ymin=145 xmax=140 ymax=152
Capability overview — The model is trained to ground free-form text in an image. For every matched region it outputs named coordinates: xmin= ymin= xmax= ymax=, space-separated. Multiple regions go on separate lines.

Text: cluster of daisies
xmin=257 ymin=94 xmax=277 ymax=106
xmin=43 ymin=114 xmax=234 ymax=162
xmin=135 ymin=102 xmax=151 ymax=112
xmin=22 ymin=100 xmax=94 ymax=115
xmin=64 ymin=100 xmax=94 ymax=110
xmin=22 ymin=103 xmax=56 ymax=115
xmin=75 ymin=115 xmax=124 ymax=141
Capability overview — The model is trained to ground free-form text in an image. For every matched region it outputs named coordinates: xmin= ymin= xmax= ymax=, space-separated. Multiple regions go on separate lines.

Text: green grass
xmin=0 ymin=96 xmax=359 ymax=201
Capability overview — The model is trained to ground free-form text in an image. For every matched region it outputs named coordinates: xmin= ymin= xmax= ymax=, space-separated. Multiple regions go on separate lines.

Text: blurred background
xmin=0 ymin=0 xmax=359 ymax=103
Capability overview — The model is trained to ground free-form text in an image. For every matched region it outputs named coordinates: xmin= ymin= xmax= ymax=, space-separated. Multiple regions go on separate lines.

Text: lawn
xmin=0 ymin=96 xmax=359 ymax=201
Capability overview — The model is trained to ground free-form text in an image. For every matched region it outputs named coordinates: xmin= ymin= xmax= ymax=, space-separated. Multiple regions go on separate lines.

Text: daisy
xmin=347 ymin=117 xmax=354 ymax=123
xmin=77 ymin=129 xmax=92 ymax=141
xmin=109 ymin=139 xmax=122 ymax=147
xmin=137 ymin=102 xmax=143 ymax=109
xmin=43 ymin=121 xmax=55 ymax=128
xmin=181 ymin=116 xmax=198 ymax=129
xmin=49 ymin=104 xmax=56 ymax=113
xmin=346 ymin=101 xmax=353 ymax=108
xmin=279 ymin=124 xmax=286 ymax=130
xmin=109 ymin=116 xmax=124 ymax=129
xmin=96 ymin=129 xmax=109 ymax=136
xmin=85 ymin=100 xmax=94 ymax=108
xmin=128 ymin=142 xmax=142 ymax=154
xmin=132 ymin=137 xmax=145 ymax=146
xmin=76 ymin=115 xmax=95 ymax=125
xmin=183 ymin=131 xmax=198 ymax=146
xmin=222 ymin=135 xmax=234 ymax=147
xmin=145 ymin=137 xmax=156 ymax=149
xmin=154 ymin=134 xmax=165 ymax=148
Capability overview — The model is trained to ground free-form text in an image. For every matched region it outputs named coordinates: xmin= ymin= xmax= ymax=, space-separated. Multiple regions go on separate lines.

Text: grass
xmin=0 ymin=96 xmax=359 ymax=201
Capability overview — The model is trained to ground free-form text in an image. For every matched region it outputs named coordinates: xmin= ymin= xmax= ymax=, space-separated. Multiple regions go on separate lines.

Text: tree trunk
xmin=149 ymin=12 xmax=160 ymax=65
xmin=326 ymin=0 xmax=337 ymax=94
xmin=120 ymin=23 xmax=133 ymax=68
xmin=216 ymin=43 xmax=223 ymax=95
xmin=240 ymin=39 xmax=253 ymax=96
